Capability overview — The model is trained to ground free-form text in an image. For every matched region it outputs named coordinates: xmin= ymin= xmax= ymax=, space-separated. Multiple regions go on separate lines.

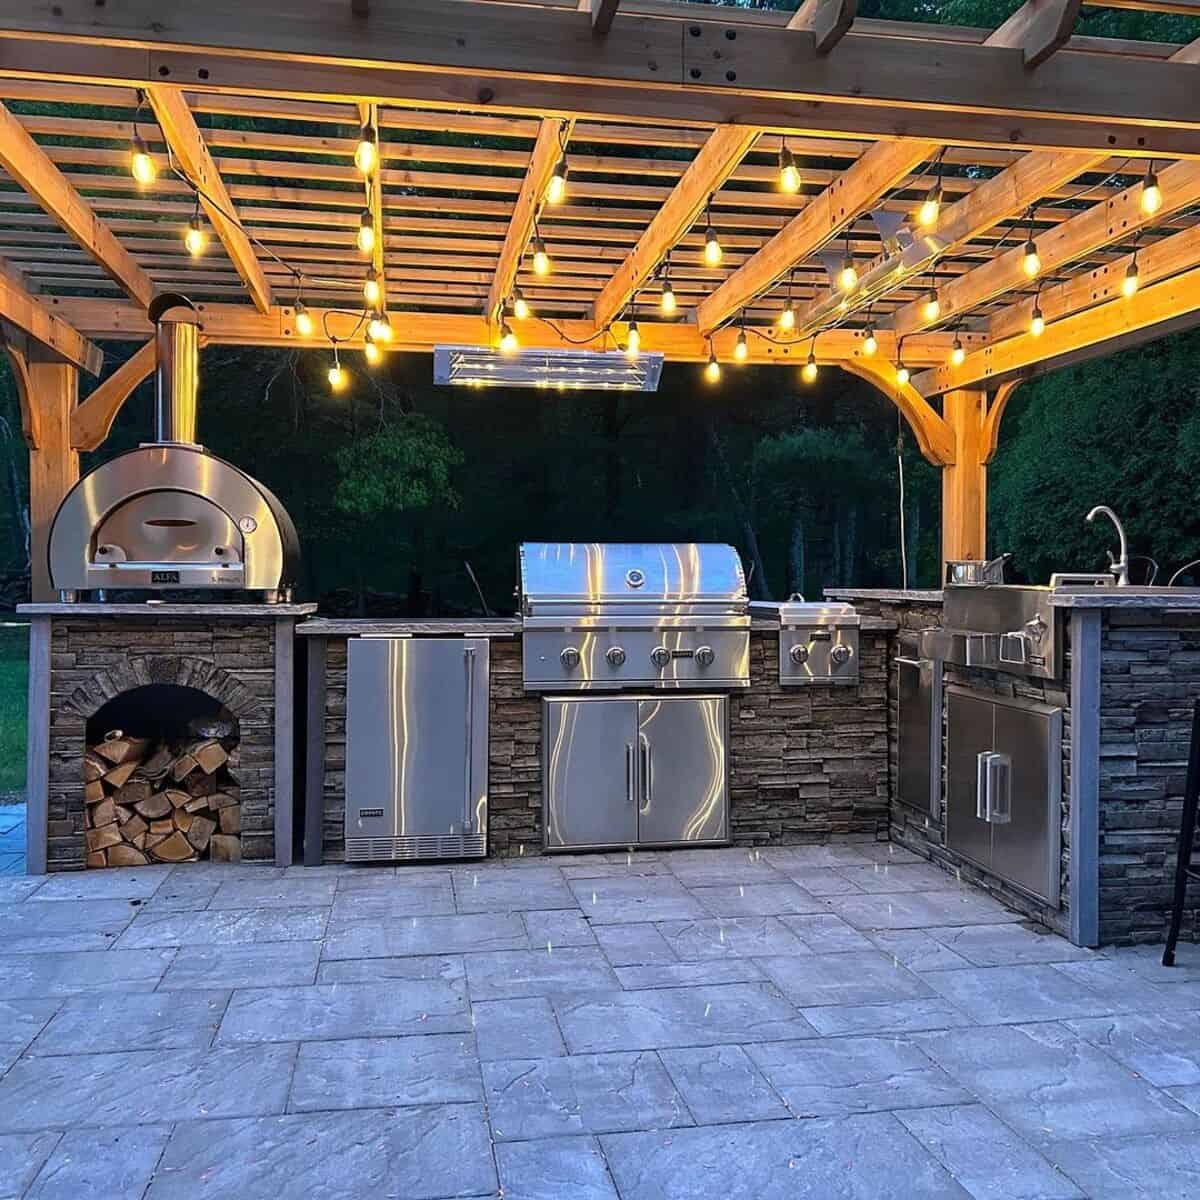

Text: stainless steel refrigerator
xmin=345 ymin=637 xmax=489 ymax=861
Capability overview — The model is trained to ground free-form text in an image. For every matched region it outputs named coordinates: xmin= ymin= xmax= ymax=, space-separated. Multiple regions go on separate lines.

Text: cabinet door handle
xmin=987 ymin=752 xmax=1012 ymax=824
xmin=462 ymin=646 xmax=476 ymax=833
xmin=976 ymin=751 xmax=991 ymax=821
xmin=640 ymin=733 xmax=652 ymax=812
xmin=625 ymin=743 xmax=635 ymax=806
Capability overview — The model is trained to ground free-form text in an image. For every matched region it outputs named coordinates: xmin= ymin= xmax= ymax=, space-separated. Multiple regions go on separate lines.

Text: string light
xmin=705 ymin=342 xmax=721 ymax=384
xmin=778 ymin=140 xmax=800 ymax=194
xmin=1122 ymin=254 xmax=1140 ymax=298
xmin=918 ymin=183 xmax=942 ymax=230
xmin=1141 ymin=163 xmax=1162 ymax=215
xmin=511 ymin=288 xmax=531 ymax=320
xmin=355 ymin=123 xmax=378 ymax=175
xmin=863 ymin=318 xmax=878 ymax=357
xmin=779 ymin=297 xmax=796 ymax=332
xmin=922 ymin=286 xmax=941 ymax=324
xmin=368 ymin=310 xmax=394 ymax=343
xmin=499 ymin=320 xmax=519 ymax=354
xmin=130 ymin=131 xmax=156 ymax=187
xmin=626 ymin=318 xmax=640 ymax=357
xmin=357 ymin=208 xmax=376 ymax=255
xmin=703 ymin=199 xmax=722 ymax=267
xmin=1022 ymin=236 xmax=1041 ymax=279
xmin=801 ymin=341 xmax=818 ymax=384
xmin=734 ymin=322 xmax=748 ymax=362
xmin=1030 ymin=301 xmax=1045 ymax=337
xmin=363 ymin=330 xmax=382 ymax=366
xmin=294 ymin=300 xmax=314 ymax=338
xmin=951 ymin=335 xmax=965 ymax=367
xmin=895 ymin=339 xmax=910 ymax=385
xmin=184 ymin=199 xmax=206 ymax=257
xmin=660 ymin=277 xmax=676 ymax=315
xmin=328 ymin=346 xmax=348 ymax=391
xmin=548 ymin=152 xmax=569 ymax=205
xmin=532 ymin=230 xmax=551 ymax=277
xmin=838 ymin=235 xmax=858 ymax=293
xmin=363 ymin=267 xmax=382 ymax=308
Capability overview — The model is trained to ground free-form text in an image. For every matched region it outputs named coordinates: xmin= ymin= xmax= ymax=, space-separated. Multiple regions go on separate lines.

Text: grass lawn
xmin=0 ymin=623 xmax=27 ymax=796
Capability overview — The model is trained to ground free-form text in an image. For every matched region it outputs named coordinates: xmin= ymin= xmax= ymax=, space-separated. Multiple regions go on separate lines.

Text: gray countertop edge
xmin=297 ymin=618 xmax=522 ymax=637
xmin=1048 ymin=592 xmax=1200 ymax=610
xmin=18 ymin=602 xmax=317 ymax=617
xmin=824 ymin=588 xmax=944 ymax=603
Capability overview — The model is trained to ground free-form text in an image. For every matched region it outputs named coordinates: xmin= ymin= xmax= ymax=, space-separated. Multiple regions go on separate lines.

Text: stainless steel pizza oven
xmin=49 ymin=294 xmax=300 ymax=602
xmin=519 ymin=542 xmax=750 ymax=691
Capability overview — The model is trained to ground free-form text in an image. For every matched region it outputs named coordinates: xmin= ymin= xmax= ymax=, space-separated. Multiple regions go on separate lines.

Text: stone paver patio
xmin=2 ymin=843 xmax=1200 ymax=1198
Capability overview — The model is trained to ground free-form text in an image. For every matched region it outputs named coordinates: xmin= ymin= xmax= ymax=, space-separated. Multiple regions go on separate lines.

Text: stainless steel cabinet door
xmin=636 ymin=696 xmax=728 ymax=845
xmin=346 ymin=638 xmax=488 ymax=858
xmin=543 ymin=699 xmax=638 ymax=850
xmin=945 ymin=688 xmax=994 ymax=872
xmin=991 ymin=700 xmax=1062 ymax=905
xmin=897 ymin=653 xmax=941 ymax=816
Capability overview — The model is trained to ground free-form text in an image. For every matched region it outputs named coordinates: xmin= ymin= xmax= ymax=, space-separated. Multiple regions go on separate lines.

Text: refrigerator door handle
xmin=462 ymin=646 xmax=477 ymax=833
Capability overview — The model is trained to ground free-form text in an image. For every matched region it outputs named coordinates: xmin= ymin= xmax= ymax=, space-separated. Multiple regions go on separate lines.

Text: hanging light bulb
xmin=1022 ymin=236 xmax=1041 ymax=279
xmin=626 ymin=319 xmax=640 ymax=357
xmin=705 ymin=350 xmax=721 ymax=384
xmin=778 ymin=298 xmax=796 ymax=332
xmin=184 ymin=205 xmax=206 ymax=257
xmin=704 ymin=222 xmax=723 ymax=268
xmin=363 ymin=331 xmax=382 ymax=367
xmin=734 ymin=326 xmax=748 ymax=362
xmin=357 ymin=208 xmax=376 ymax=255
xmin=1030 ymin=302 xmax=1045 ymax=337
xmin=294 ymin=300 xmax=314 ymax=338
xmin=801 ymin=349 xmax=818 ymax=384
xmin=130 ymin=131 xmax=157 ymax=186
xmin=838 ymin=253 xmax=859 ymax=294
xmin=363 ymin=267 xmax=382 ymax=308
xmin=1141 ymin=165 xmax=1162 ymax=216
xmin=951 ymin=335 xmax=965 ymax=367
xmin=922 ymin=287 xmax=941 ymax=323
xmin=355 ymin=123 xmax=378 ymax=175
xmin=547 ymin=154 xmax=568 ymax=205
xmin=863 ymin=322 xmax=878 ymax=357
xmin=499 ymin=320 xmax=518 ymax=354
xmin=918 ymin=183 xmax=942 ymax=230
xmin=328 ymin=348 xmax=348 ymax=392
xmin=896 ymin=361 xmax=910 ymax=386
xmin=660 ymin=276 xmax=676 ymax=315
xmin=512 ymin=288 xmax=531 ymax=320
xmin=368 ymin=310 xmax=394 ymax=343
xmin=532 ymin=234 xmax=551 ymax=277
xmin=1122 ymin=255 xmax=1140 ymax=298
xmin=778 ymin=141 xmax=800 ymax=194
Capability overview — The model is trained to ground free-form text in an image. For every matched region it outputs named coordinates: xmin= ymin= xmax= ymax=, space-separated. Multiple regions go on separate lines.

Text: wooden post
xmin=24 ymin=356 xmax=79 ymax=601
xmin=941 ymin=388 xmax=987 ymax=570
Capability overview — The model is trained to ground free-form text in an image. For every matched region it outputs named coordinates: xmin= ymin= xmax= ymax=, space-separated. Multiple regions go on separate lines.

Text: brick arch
xmin=65 ymin=655 xmax=259 ymax=721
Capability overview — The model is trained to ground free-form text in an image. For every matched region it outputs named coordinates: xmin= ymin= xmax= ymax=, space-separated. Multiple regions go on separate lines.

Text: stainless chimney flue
xmin=149 ymin=292 xmax=199 ymax=445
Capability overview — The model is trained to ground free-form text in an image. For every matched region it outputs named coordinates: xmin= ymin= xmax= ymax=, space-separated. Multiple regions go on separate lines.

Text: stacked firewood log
xmin=83 ymin=730 xmax=240 ymax=866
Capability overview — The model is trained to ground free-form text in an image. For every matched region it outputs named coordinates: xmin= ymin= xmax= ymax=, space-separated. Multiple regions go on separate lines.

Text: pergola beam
xmin=486 ymin=117 xmax=572 ymax=323
xmin=580 ymin=0 xmax=621 ymax=34
xmin=593 ymin=124 xmax=758 ymax=332
xmin=787 ymin=0 xmax=857 ymax=54
xmin=0 ymin=101 xmax=153 ymax=308
xmin=146 ymin=84 xmax=273 ymax=313
xmin=70 ymin=338 xmax=155 ymax=451
xmin=0 ymin=256 xmax=100 ymax=374
xmin=914 ymin=261 xmax=1200 ymax=394
xmin=893 ymin=157 xmax=1200 ymax=337
xmin=1 ymin=7 xmax=1200 ymax=158
xmin=694 ymin=139 xmax=934 ymax=337
xmin=989 ymin=1 xmax=1083 ymax=68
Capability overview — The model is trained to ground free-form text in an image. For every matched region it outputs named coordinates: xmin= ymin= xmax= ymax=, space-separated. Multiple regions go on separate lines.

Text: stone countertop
xmin=1048 ymin=590 xmax=1200 ymax=610
xmin=18 ymin=602 xmax=317 ymax=617
xmin=824 ymin=588 xmax=944 ymax=604
xmin=297 ymin=618 xmax=522 ymax=637
xmin=749 ymin=615 xmax=896 ymax=632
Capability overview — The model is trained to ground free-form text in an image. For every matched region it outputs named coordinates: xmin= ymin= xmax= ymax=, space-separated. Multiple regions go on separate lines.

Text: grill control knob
xmin=560 ymin=647 xmax=581 ymax=670
xmin=831 ymin=644 xmax=853 ymax=666
xmin=606 ymin=646 xmax=626 ymax=667
xmin=695 ymin=645 xmax=715 ymax=668
xmin=650 ymin=646 xmax=672 ymax=669
xmin=790 ymin=644 xmax=810 ymax=665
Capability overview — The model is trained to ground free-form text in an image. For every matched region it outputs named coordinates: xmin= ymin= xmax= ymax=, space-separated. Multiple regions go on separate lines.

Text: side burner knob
xmin=831 ymin=644 xmax=853 ymax=667
xmin=650 ymin=646 xmax=672 ymax=669
xmin=695 ymin=645 xmax=715 ymax=668
xmin=606 ymin=646 xmax=626 ymax=667
xmin=560 ymin=647 xmax=581 ymax=669
xmin=790 ymin=644 xmax=810 ymax=665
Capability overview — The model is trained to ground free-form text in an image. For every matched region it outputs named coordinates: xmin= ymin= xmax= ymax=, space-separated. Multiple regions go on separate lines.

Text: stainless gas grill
xmin=48 ymin=293 xmax=300 ymax=602
xmin=519 ymin=542 xmax=750 ymax=692
xmin=751 ymin=598 xmax=860 ymax=686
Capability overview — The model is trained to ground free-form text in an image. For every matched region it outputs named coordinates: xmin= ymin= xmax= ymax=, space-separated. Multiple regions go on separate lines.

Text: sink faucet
xmin=1086 ymin=505 xmax=1130 ymax=586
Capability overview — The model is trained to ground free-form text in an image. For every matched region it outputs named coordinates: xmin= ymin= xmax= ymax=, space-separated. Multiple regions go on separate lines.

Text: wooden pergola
xmin=0 ymin=0 xmax=1197 ymax=597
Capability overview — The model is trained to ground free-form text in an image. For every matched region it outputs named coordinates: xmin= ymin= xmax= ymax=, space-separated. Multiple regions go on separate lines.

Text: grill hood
xmin=48 ymin=293 xmax=300 ymax=601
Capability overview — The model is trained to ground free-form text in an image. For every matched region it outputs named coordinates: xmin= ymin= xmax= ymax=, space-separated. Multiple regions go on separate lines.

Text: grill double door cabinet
xmin=345 ymin=636 xmax=489 ymax=862
xmin=945 ymin=684 xmax=1062 ymax=906
xmin=543 ymin=695 xmax=728 ymax=851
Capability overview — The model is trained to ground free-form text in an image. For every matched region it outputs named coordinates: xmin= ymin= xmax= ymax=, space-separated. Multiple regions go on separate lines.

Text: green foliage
xmin=0 ymin=624 xmax=28 ymax=793
xmin=333 ymin=415 xmax=462 ymax=518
